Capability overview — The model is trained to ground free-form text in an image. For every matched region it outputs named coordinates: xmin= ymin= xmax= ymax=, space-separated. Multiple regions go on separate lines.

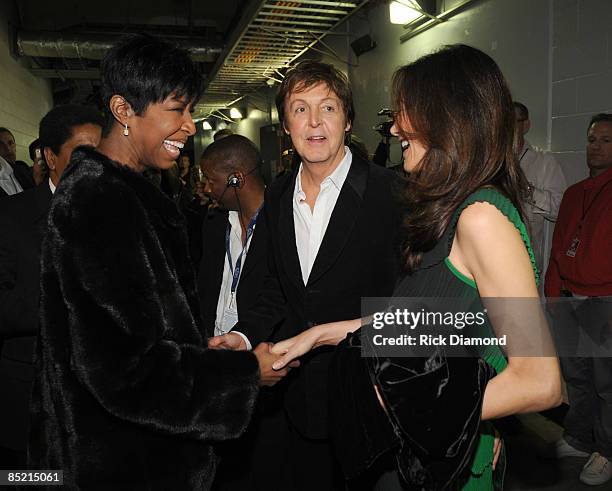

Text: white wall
xmin=194 ymin=107 xmax=274 ymax=163
xmin=322 ymin=0 xmax=551 ymax=168
xmin=0 ymin=3 xmax=53 ymax=164
xmin=551 ymin=0 xmax=612 ymax=185
xmin=317 ymin=0 xmax=612 ymax=187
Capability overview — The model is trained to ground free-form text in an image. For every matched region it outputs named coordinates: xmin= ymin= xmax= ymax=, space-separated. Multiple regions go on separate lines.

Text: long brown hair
xmin=393 ymin=44 xmax=527 ymax=272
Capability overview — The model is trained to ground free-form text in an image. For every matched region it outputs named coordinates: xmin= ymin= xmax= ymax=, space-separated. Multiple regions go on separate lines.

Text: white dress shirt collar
xmin=293 ymin=147 xmax=353 ymax=285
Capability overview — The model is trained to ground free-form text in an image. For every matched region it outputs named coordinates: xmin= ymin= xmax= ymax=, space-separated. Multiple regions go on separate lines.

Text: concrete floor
xmin=505 ymin=413 xmax=612 ymax=490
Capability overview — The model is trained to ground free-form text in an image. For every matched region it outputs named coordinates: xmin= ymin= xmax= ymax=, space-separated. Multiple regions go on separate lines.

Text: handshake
xmin=208 ymin=332 xmax=302 ymax=387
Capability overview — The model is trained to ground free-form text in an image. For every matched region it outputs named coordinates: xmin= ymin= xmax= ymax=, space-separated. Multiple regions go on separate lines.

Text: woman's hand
xmin=271 ymin=318 xmax=363 ymax=370
xmin=270 ymin=326 xmax=321 ymax=370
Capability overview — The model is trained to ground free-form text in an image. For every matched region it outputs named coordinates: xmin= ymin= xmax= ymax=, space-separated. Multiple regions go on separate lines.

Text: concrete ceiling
xmin=11 ymin=0 xmax=368 ymax=115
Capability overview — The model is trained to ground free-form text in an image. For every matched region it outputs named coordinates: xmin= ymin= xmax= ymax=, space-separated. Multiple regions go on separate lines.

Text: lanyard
xmin=225 ymin=206 xmax=262 ymax=295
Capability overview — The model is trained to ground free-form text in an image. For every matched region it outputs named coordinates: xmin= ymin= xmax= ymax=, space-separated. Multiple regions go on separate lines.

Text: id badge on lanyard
xmin=218 ymin=302 xmax=239 ymax=336
xmin=566 ymin=237 xmax=580 ymax=257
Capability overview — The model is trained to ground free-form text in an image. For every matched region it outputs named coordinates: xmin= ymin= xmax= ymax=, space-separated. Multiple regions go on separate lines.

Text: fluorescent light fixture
xmin=230 ymin=108 xmax=243 ymax=119
xmin=389 ymin=1 xmax=422 ymax=25
xmin=202 ymin=121 xmax=212 ymax=130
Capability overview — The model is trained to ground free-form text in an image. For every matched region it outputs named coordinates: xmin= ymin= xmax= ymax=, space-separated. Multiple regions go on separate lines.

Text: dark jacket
xmin=197 ymin=208 xmax=271 ymax=338
xmin=0 ymin=181 xmax=52 ymax=451
xmin=0 ymin=161 xmax=35 ymax=198
xmin=28 ymin=147 xmax=259 ymax=490
xmin=237 ymin=154 xmax=402 ymax=439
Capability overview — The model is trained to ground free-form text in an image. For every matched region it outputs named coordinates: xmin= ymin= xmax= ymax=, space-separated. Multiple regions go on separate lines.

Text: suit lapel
xmin=240 ymin=209 xmax=265 ymax=281
xmin=307 ymin=156 xmax=369 ymax=286
xmin=277 ymin=171 xmax=305 ymax=290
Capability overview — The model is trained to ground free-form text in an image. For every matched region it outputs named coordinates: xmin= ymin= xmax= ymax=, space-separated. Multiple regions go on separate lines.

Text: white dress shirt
xmin=49 ymin=178 xmax=56 ymax=194
xmin=293 ymin=147 xmax=352 ymax=285
xmin=0 ymin=156 xmax=23 ymax=196
xmin=215 ymin=210 xmax=255 ymax=348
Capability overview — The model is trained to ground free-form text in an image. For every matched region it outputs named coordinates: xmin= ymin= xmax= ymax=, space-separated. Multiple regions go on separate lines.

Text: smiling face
xmin=390 ymin=111 xmax=428 ymax=173
xmin=587 ymin=121 xmax=612 ymax=177
xmin=129 ymin=94 xmax=196 ymax=171
xmin=283 ymin=82 xmax=350 ymax=170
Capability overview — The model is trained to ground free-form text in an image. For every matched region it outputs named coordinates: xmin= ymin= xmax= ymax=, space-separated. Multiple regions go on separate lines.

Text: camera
xmin=374 ymin=108 xmax=395 ymax=139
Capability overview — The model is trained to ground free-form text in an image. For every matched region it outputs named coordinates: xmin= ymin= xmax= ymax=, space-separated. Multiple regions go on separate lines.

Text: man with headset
xmin=198 ymin=134 xmax=268 ymax=342
xmin=198 ymin=134 xmax=287 ymax=490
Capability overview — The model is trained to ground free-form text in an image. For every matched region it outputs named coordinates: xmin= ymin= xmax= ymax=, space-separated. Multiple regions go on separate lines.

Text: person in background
xmin=545 ymin=112 xmax=612 ymax=485
xmin=0 ymin=127 xmax=35 ymax=192
xmin=0 ymin=104 xmax=103 ymax=467
xmin=198 ymin=134 xmax=281 ymax=490
xmin=27 ymin=34 xmax=283 ymax=490
xmin=198 ymin=135 xmax=267 ymax=340
xmin=513 ymin=102 xmax=567 ymax=277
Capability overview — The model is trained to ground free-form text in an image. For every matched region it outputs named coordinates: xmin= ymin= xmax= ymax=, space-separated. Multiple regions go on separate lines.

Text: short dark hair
xmin=275 ymin=60 xmax=354 ymax=131
xmin=0 ymin=127 xmax=14 ymax=138
xmin=513 ymin=101 xmax=529 ymax=121
xmin=28 ymin=138 xmax=40 ymax=161
xmin=39 ymin=104 xmax=104 ymax=155
xmin=100 ymin=34 xmax=202 ymax=133
xmin=589 ymin=113 xmax=612 ymax=130
xmin=201 ymin=134 xmax=262 ymax=176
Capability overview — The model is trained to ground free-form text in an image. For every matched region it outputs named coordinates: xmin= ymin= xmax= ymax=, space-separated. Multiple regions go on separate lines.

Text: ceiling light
xmin=230 ymin=108 xmax=243 ymax=119
xmin=389 ymin=1 xmax=422 ymax=25
xmin=202 ymin=121 xmax=212 ymax=130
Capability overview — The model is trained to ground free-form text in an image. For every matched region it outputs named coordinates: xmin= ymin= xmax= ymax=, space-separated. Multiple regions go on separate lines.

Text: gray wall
xmin=322 ymin=0 xmax=552 ymax=170
xmin=194 ymin=108 xmax=274 ymax=163
xmin=551 ymin=0 xmax=612 ymax=185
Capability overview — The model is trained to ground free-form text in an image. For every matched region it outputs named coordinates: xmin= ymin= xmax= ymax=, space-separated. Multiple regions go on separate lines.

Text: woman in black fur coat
xmin=27 ymin=35 xmax=286 ymax=490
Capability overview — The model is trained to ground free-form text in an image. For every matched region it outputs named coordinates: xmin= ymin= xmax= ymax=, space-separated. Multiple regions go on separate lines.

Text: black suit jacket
xmin=237 ymin=155 xmax=403 ymax=438
xmin=197 ymin=208 xmax=272 ymax=337
xmin=0 ymin=181 xmax=52 ymax=450
xmin=0 ymin=161 xmax=35 ymax=198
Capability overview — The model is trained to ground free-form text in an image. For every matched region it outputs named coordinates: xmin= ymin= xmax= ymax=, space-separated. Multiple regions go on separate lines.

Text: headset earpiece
xmin=227 ymin=173 xmax=241 ymax=188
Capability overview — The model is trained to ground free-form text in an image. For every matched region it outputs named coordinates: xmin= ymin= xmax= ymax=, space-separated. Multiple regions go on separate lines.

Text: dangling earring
xmin=123 ymin=122 xmax=129 ymax=136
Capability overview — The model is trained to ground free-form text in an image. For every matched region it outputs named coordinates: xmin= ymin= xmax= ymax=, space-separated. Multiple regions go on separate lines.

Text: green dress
xmin=393 ymin=188 xmax=539 ymax=490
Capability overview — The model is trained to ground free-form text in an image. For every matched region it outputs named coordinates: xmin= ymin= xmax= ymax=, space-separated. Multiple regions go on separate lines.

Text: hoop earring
xmin=123 ymin=123 xmax=129 ymax=136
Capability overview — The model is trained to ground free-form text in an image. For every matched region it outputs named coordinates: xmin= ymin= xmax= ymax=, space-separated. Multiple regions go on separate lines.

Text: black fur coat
xmin=28 ymin=147 xmax=259 ymax=490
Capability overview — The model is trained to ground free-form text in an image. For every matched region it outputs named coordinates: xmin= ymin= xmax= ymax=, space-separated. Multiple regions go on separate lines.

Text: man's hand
xmin=253 ymin=342 xmax=299 ymax=387
xmin=208 ymin=332 xmax=247 ymax=350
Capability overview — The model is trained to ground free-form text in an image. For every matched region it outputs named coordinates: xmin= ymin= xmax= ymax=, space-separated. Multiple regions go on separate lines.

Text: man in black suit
xmin=0 ymin=127 xmax=35 ymax=195
xmin=198 ymin=134 xmax=289 ymax=490
xmin=0 ymin=105 xmax=103 ymax=466
xmin=209 ymin=61 xmax=402 ymax=490
xmin=198 ymin=134 xmax=268 ymax=342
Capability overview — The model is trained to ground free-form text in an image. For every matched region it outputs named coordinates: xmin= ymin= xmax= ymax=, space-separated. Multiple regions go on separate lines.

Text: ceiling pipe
xmin=16 ymin=31 xmax=223 ymax=62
